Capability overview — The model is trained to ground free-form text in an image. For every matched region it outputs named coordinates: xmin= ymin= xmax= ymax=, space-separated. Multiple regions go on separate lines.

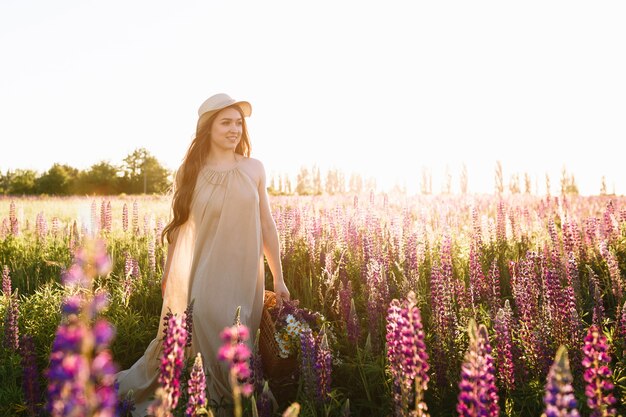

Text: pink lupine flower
xmin=494 ymin=302 xmax=515 ymax=392
xmin=159 ymin=312 xmax=188 ymax=410
xmin=582 ymin=326 xmax=617 ymax=417
xmin=9 ymin=200 xmax=19 ymax=236
xmin=122 ymin=203 xmax=129 ymax=232
xmin=218 ymin=322 xmax=253 ymax=417
xmin=36 ymin=211 xmax=48 ymax=240
xmin=386 ymin=291 xmax=429 ymax=416
xmin=186 ymin=353 xmax=208 ymax=417
xmin=456 ymin=320 xmax=499 ymax=417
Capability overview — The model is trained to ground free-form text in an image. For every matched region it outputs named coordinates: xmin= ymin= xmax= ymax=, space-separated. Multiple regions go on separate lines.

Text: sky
xmin=1 ymin=0 xmax=625 ymax=195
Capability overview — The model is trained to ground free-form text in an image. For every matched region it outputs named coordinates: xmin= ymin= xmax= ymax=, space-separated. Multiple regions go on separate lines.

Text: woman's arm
xmin=256 ymin=160 xmax=290 ymax=302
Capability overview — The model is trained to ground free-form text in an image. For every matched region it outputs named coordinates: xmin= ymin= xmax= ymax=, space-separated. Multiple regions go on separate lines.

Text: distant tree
xmin=545 ymin=173 xmax=551 ymax=196
xmin=8 ymin=169 xmax=38 ymax=195
xmin=75 ymin=161 xmax=121 ymax=195
xmin=364 ymin=176 xmax=377 ymax=194
xmin=600 ymin=176 xmax=607 ymax=196
xmin=494 ymin=161 xmax=504 ymax=195
xmin=121 ymin=148 xmax=170 ymax=194
xmin=348 ymin=173 xmax=363 ymax=194
xmin=312 ymin=166 xmax=322 ymax=195
xmin=325 ymin=169 xmax=339 ymax=195
xmin=560 ymin=167 xmax=579 ymax=195
xmin=36 ymin=163 xmax=79 ymax=195
xmin=443 ymin=165 xmax=452 ymax=194
xmin=509 ymin=173 xmax=520 ymax=194
xmin=420 ymin=167 xmax=432 ymax=195
xmin=460 ymin=163 xmax=468 ymax=195
xmin=524 ymin=172 xmax=532 ymax=194
xmin=267 ymin=174 xmax=278 ymax=195
xmin=285 ymin=175 xmax=293 ymax=195
xmin=295 ymin=166 xmax=313 ymax=195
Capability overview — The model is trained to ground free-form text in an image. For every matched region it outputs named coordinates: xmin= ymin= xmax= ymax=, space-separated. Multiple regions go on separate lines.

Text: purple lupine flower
xmin=386 ymin=291 xmax=429 ymax=416
xmin=589 ymin=269 xmax=604 ymax=326
xmin=582 ymin=326 xmax=617 ymax=417
xmin=300 ymin=327 xmax=318 ymax=400
xmin=184 ymin=300 xmax=194 ymax=348
xmin=496 ymin=200 xmax=506 ymax=243
xmin=510 ymin=255 xmax=544 ymax=374
xmin=0 ymin=218 xmax=8 ymax=239
xmin=619 ymin=301 xmax=626 ymax=354
xmin=456 ymin=320 xmax=500 ymax=417
xmin=105 ymin=201 xmax=112 ymax=233
xmin=2 ymin=265 xmax=10 ymax=297
xmin=256 ymin=381 xmax=273 ymax=417
xmin=36 ymin=211 xmax=48 ymax=240
xmin=365 ymin=258 xmax=388 ymax=349
xmin=186 ymin=353 xmax=208 ymax=417
xmin=159 ymin=312 xmax=188 ymax=410
xmin=543 ymin=346 xmax=580 ymax=417
xmin=249 ymin=329 xmax=264 ymax=394
xmin=494 ymin=302 xmax=515 ymax=392
xmin=3 ymin=290 xmax=19 ymax=351
xmin=20 ymin=334 xmax=40 ymax=417
xmin=9 ymin=200 xmax=19 ymax=236
xmin=315 ymin=330 xmax=332 ymax=403
xmin=122 ymin=203 xmax=129 ymax=232
xmin=599 ymin=240 xmax=622 ymax=300
xmin=143 ymin=213 xmax=152 ymax=237
xmin=339 ymin=279 xmax=352 ymax=329
xmin=486 ymin=258 xmax=501 ymax=314
xmin=46 ymin=238 xmax=118 ymax=417
xmin=347 ymin=298 xmax=360 ymax=345
xmin=115 ymin=385 xmax=136 ymax=417
xmin=100 ymin=200 xmax=106 ymax=235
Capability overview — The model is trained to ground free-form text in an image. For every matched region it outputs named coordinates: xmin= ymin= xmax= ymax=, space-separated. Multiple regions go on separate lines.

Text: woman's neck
xmin=205 ymin=150 xmax=240 ymax=167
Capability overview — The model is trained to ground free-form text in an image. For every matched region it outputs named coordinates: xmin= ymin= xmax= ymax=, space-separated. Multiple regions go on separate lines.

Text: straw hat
xmin=197 ymin=93 xmax=252 ymax=120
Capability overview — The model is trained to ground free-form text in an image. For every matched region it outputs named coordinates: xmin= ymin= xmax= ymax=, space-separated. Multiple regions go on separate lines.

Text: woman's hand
xmin=274 ymin=280 xmax=290 ymax=308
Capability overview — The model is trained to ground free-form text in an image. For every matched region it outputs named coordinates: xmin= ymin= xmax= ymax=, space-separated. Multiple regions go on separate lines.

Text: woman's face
xmin=210 ymin=107 xmax=243 ymax=153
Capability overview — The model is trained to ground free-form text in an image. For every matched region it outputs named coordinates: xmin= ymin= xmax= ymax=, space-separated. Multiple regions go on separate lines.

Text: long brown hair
xmin=161 ymin=105 xmax=251 ymax=244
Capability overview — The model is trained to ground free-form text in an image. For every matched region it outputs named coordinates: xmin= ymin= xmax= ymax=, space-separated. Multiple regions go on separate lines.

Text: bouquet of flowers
xmin=268 ymin=297 xmax=327 ymax=359
xmin=259 ymin=291 xmax=329 ymax=379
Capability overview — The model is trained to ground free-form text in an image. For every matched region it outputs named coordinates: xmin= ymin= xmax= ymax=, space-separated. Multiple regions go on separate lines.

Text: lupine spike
xmin=542 ymin=346 xmax=580 ymax=417
xmin=456 ymin=319 xmax=500 ymax=417
xmin=582 ymin=325 xmax=617 ymax=417
xmin=186 ymin=353 xmax=208 ymax=417
xmin=159 ymin=312 xmax=188 ymax=410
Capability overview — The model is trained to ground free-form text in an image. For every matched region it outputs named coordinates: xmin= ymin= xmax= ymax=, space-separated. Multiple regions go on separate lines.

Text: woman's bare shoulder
xmin=240 ymin=156 xmax=266 ymax=174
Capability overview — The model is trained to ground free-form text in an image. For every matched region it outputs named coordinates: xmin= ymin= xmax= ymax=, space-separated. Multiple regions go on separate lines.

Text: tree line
xmin=0 ymin=148 xmax=170 ymax=196
xmin=0 ymin=155 xmax=614 ymax=196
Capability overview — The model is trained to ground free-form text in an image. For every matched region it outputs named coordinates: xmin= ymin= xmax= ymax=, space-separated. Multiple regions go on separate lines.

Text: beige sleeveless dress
xmin=115 ymin=162 xmax=265 ymax=417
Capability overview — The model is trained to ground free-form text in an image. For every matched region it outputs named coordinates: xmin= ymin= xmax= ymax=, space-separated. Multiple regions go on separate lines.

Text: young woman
xmin=115 ymin=93 xmax=290 ymax=416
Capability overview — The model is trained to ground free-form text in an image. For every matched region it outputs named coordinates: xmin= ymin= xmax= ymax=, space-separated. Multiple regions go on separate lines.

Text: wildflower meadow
xmin=1 ymin=192 xmax=626 ymax=416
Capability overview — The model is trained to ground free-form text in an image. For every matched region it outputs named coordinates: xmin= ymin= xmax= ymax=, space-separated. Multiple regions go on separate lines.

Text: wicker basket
xmin=259 ymin=290 xmax=298 ymax=379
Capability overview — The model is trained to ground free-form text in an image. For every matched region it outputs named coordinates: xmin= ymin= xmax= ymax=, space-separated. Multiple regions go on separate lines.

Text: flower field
xmin=1 ymin=193 xmax=626 ymax=416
